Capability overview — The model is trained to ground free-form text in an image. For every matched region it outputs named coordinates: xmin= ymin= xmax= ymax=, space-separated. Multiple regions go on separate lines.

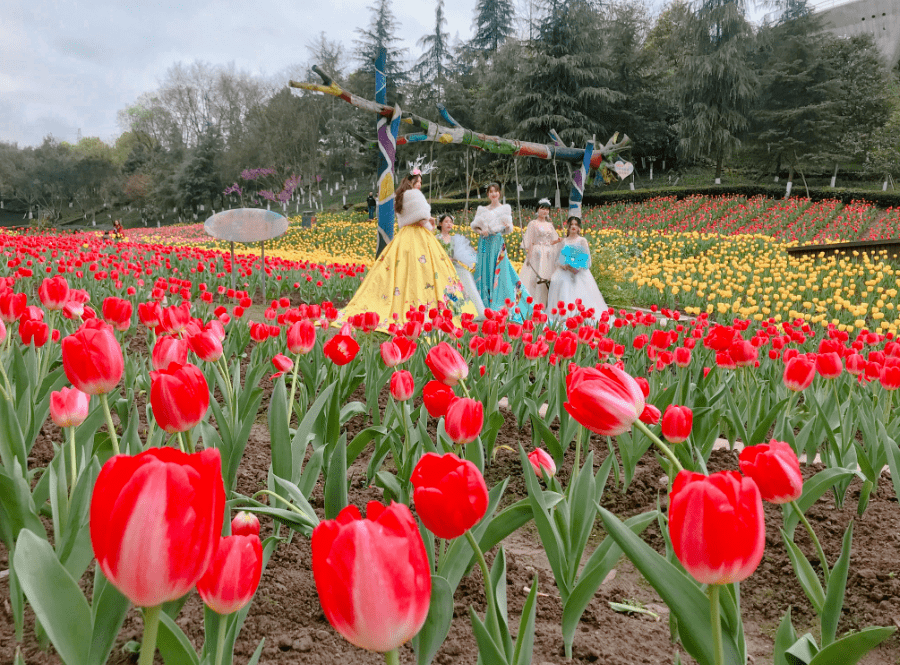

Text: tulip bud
xmin=425 ymin=342 xmax=469 ymax=386
xmin=49 ymin=386 xmax=90 ymax=428
xmin=661 ymin=404 xmax=693 ymax=444
xmin=444 ymin=397 xmax=483 ymax=445
xmin=196 ymin=534 xmax=263 ymax=615
xmin=738 ymin=440 xmax=803 ymax=504
xmin=390 ymin=370 xmax=414 ymax=401
xmin=231 ymin=511 xmax=260 ymax=538
xmin=422 ymin=380 xmax=454 ymax=418
xmin=527 ymin=449 xmax=557 ymax=479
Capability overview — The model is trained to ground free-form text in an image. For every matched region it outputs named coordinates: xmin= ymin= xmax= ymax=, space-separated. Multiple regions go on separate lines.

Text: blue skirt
xmin=474 ymin=234 xmax=532 ymax=323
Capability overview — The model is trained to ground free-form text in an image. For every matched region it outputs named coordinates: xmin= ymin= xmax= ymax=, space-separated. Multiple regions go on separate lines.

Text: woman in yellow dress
xmin=339 ymin=172 xmax=478 ymax=328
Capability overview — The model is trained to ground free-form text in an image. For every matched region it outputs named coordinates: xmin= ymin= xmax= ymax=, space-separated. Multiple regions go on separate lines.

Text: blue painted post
xmin=569 ymin=139 xmax=594 ymax=219
xmin=374 ymin=47 xmax=399 ymax=258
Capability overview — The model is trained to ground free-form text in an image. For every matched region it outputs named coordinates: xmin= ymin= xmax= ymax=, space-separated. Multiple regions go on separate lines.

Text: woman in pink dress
xmin=519 ymin=198 xmax=561 ymax=308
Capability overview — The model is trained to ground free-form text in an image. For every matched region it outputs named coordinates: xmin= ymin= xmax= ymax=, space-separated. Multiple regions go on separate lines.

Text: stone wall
xmin=817 ymin=0 xmax=900 ymax=68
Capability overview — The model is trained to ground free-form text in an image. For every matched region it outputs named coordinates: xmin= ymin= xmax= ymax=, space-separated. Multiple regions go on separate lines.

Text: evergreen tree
xmin=470 ymin=0 xmax=516 ymax=55
xmin=676 ymin=0 xmax=758 ymax=180
xmin=413 ymin=0 xmax=453 ymax=102
xmin=177 ymin=126 xmax=222 ymax=212
xmin=353 ymin=0 xmax=408 ymax=93
xmin=746 ymin=5 xmax=842 ymax=186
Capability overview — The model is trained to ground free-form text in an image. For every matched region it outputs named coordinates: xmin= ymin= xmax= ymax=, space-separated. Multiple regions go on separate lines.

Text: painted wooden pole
xmin=569 ymin=139 xmax=594 ymax=219
xmin=374 ymin=48 xmax=400 ymax=258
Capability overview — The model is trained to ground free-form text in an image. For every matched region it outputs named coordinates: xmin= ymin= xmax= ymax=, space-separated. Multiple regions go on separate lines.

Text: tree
xmin=353 ymin=0 xmax=408 ymax=95
xmin=177 ymin=126 xmax=222 ymax=212
xmin=412 ymin=0 xmax=453 ymax=103
xmin=676 ymin=0 xmax=758 ymax=180
xmin=746 ymin=6 xmax=841 ymax=187
xmin=867 ymin=82 xmax=900 ymax=181
xmin=469 ymin=0 xmax=517 ymax=55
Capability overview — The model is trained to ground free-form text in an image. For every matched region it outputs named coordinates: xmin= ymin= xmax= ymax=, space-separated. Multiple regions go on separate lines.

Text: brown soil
xmin=3 ymin=382 xmax=900 ymax=665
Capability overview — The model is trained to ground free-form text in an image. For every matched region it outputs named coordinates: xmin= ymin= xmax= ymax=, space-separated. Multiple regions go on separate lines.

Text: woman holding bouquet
xmin=548 ymin=217 xmax=609 ymax=320
xmin=471 ymin=182 xmax=532 ymax=322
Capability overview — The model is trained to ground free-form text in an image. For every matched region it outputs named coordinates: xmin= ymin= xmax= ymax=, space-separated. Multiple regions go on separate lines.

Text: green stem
xmin=252 ymin=490 xmax=313 ymax=521
xmin=185 ymin=429 xmax=195 ymax=454
xmin=399 ymin=400 xmax=411 ymax=462
xmin=287 ymin=358 xmax=301 ymax=429
xmin=67 ymin=427 xmax=77 ymax=491
xmin=0 ymin=357 xmax=14 ymax=399
xmin=214 ymin=615 xmax=227 ymax=665
xmin=709 ymin=584 xmax=724 ymax=665
xmin=176 ymin=431 xmax=185 ymax=452
xmin=99 ymin=393 xmax=120 ymax=455
xmin=384 ymin=649 xmax=399 ymax=665
xmin=572 ymin=425 xmax=586 ymax=484
xmin=459 ymin=379 xmax=471 ymax=398
xmin=216 ymin=357 xmax=236 ymax=419
xmin=789 ymin=499 xmax=830 ymax=584
xmin=138 ymin=605 xmax=162 ymax=665
xmin=464 ymin=529 xmax=503 ymax=647
xmin=832 ymin=381 xmax=844 ymax=450
xmin=633 ymin=419 xmax=683 ymax=473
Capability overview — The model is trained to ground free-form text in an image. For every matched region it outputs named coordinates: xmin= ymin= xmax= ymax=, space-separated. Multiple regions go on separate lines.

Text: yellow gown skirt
xmin=339 ymin=224 xmax=478 ymax=328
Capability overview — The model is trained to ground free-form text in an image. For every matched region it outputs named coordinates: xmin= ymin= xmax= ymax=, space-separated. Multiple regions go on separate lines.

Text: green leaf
xmin=268 ymin=377 xmax=291 ymax=482
xmin=324 ymin=436 xmax=348 ymax=520
xmin=413 ymin=576 xmax=454 ymax=665
xmin=13 ymin=530 xmax=90 ymax=665
xmin=88 ymin=569 xmax=131 ymax=665
xmin=519 ymin=446 xmax=567 ymax=598
xmin=478 ymin=499 xmax=534 ymax=554
xmin=246 ymin=639 xmax=265 ymax=665
xmin=883 ymin=439 xmax=900 ymax=510
xmin=562 ymin=511 xmax=657 ymax=652
xmin=780 ymin=529 xmax=825 ymax=614
xmin=773 ymin=608 xmax=798 ymax=665
xmin=530 ymin=414 xmax=564 ymax=465
xmin=807 ymin=626 xmax=895 ymax=665
xmin=513 ymin=577 xmax=539 ymax=665
xmin=468 ymin=607 xmax=509 ymax=665
xmin=747 ymin=396 xmax=790 ymax=446
xmin=821 ymin=522 xmax=853 ymax=648
xmin=598 ymin=507 xmax=742 ymax=665
xmin=783 ymin=469 xmax=856 ymax=539
xmin=157 ymin=610 xmax=200 ymax=665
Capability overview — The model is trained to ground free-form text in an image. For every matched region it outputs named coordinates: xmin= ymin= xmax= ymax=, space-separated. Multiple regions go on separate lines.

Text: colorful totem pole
xmin=374 ymin=49 xmax=400 ymax=258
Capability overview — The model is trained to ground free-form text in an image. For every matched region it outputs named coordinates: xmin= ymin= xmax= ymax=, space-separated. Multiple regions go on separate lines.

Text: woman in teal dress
xmin=470 ymin=183 xmax=532 ymax=322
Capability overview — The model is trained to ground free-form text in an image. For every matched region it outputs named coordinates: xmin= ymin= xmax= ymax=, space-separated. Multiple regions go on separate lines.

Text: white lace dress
xmin=519 ymin=219 xmax=560 ymax=308
xmin=439 ymin=233 xmax=485 ymax=317
xmin=547 ymin=236 xmax=609 ymax=319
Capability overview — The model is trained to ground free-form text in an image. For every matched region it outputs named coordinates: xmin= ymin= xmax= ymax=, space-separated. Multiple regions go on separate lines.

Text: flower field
xmin=3 ymin=195 xmax=900 ymax=664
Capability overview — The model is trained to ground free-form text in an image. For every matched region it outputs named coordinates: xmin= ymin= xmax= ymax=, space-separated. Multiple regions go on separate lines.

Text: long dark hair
xmin=394 ymin=174 xmax=421 ymax=214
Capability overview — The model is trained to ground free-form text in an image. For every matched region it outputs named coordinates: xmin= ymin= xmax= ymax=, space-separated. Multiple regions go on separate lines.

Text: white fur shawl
xmin=471 ymin=204 xmax=513 ymax=234
xmin=396 ymin=189 xmax=431 ymax=228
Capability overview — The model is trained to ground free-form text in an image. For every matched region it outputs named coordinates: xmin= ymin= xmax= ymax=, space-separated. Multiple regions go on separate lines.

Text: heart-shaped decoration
xmin=614 ymin=160 xmax=634 ymax=179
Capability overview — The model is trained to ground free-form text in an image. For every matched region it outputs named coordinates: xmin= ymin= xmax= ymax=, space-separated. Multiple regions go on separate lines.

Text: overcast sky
xmin=2 ymin=0 xmax=771 ymax=149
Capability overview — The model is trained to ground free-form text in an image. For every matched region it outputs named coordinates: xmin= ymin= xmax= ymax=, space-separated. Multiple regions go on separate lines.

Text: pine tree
xmin=353 ymin=0 xmax=408 ymax=92
xmin=747 ymin=6 xmax=842 ymax=188
xmin=470 ymin=0 xmax=516 ymax=55
xmin=676 ymin=0 xmax=758 ymax=181
xmin=413 ymin=0 xmax=453 ymax=102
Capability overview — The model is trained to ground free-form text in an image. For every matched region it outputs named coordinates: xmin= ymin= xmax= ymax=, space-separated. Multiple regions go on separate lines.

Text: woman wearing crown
xmin=519 ymin=198 xmax=561 ymax=309
xmin=338 ymin=170 xmax=477 ymax=329
xmin=547 ymin=216 xmax=609 ymax=321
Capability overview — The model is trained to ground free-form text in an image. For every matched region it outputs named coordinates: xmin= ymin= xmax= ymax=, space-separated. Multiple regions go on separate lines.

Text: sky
xmin=2 ymin=0 xmax=776 ymax=149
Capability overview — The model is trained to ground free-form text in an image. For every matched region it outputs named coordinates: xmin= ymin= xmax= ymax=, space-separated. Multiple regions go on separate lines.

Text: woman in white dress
xmin=471 ymin=183 xmax=532 ymax=322
xmin=519 ymin=198 xmax=561 ymax=308
xmin=437 ymin=213 xmax=485 ymax=317
xmin=548 ymin=217 xmax=609 ymax=320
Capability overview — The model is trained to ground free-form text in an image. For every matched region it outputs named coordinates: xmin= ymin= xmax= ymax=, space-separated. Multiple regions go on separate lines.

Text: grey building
xmin=815 ymin=0 xmax=900 ymax=68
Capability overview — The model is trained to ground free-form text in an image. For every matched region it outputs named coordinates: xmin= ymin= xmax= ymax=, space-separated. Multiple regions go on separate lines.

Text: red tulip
xmin=271 ymin=353 xmax=293 ymax=379
xmin=393 ymin=336 xmax=417 ymax=362
xmin=422 ymin=380 xmax=454 ymax=417
xmin=553 ymin=333 xmax=577 ymax=359
xmin=390 ymin=370 xmax=414 ymax=401
xmin=39 ymin=276 xmax=69 ymax=310
xmin=161 ymin=303 xmax=191 ymax=335
xmin=845 ymin=353 xmax=866 ymax=376
xmin=149 ymin=362 xmax=210 ymax=433
xmin=564 ymin=365 xmax=645 ymax=436
xmin=0 ymin=290 xmax=26 ymax=323
xmin=381 ymin=340 xmax=402 ymax=367
xmin=196 ymin=534 xmax=263 ymax=615
xmin=639 ymin=403 xmax=661 ymax=425
xmin=444 ymin=397 xmax=484 ymax=445
xmin=286 ymin=320 xmax=316 ymax=355
xmin=49 ymin=386 xmax=90 ymax=428
xmin=783 ymin=355 xmax=815 ymax=391
xmin=312 ymin=501 xmax=430 ymax=652
xmin=62 ymin=320 xmax=124 ymax=395
xmin=728 ymin=339 xmax=757 ymax=367
xmin=152 ymin=335 xmax=189 ymax=371
xmin=138 ymin=301 xmax=163 ymax=329
xmin=527 ymin=449 xmax=557 ymax=478
xmin=411 ymin=452 xmax=489 ymax=539
xmin=90 ymin=447 xmax=225 ymax=607
xmin=880 ymin=364 xmax=900 ymax=390
xmin=668 ymin=470 xmax=765 ymax=585
xmin=19 ymin=319 xmax=49 ymax=347
xmin=188 ymin=330 xmax=223 ymax=362
xmin=102 ymin=297 xmax=132 ymax=332
xmin=674 ymin=346 xmax=692 ymax=367
xmin=323 ymin=334 xmax=360 ymax=366
xmin=231 ymin=511 xmax=260 ymax=538
xmin=738 ymin=440 xmax=803 ymax=504
xmin=425 ymin=341 xmax=469 ymax=386
xmin=816 ymin=352 xmax=842 ymax=379
xmin=661 ymin=404 xmax=693 ymax=443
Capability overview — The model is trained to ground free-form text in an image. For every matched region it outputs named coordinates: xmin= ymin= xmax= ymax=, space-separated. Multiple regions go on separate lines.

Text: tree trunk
xmin=786 ymin=162 xmax=795 ymax=198
xmin=831 ymin=162 xmax=839 ymax=188
xmin=715 ymin=149 xmax=723 ymax=183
